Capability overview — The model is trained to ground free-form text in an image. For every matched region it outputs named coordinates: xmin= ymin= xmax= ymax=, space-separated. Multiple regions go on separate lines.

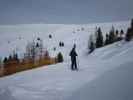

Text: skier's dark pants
xmin=71 ymin=59 xmax=77 ymax=70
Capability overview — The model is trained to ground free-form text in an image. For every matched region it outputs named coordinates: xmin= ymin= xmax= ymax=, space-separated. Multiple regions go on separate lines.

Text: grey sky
xmin=0 ymin=0 xmax=133 ymax=25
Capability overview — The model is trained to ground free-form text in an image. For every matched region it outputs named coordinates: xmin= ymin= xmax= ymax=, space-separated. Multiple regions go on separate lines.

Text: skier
xmin=69 ymin=44 xmax=78 ymax=70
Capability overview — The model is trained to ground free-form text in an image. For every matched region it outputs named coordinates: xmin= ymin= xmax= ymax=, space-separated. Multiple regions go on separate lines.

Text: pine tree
xmin=94 ymin=27 xmax=98 ymax=41
xmin=61 ymin=42 xmax=64 ymax=47
xmin=120 ymin=29 xmax=124 ymax=38
xmin=36 ymin=38 xmax=43 ymax=57
xmin=3 ymin=57 xmax=8 ymax=65
xmin=115 ymin=30 xmax=120 ymax=41
xmin=8 ymin=55 xmax=12 ymax=61
xmin=109 ymin=26 xmax=115 ymax=44
xmin=131 ymin=19 xmax=133 ymax=29
xmin=26 ymin=41 xmax=36 ymax=59
xmin=116 ymin=30 xmax=119 ymax=37
xmin=105 ymin=33 xmax=110 ymax=45
xmin=13 ymin=53 xmax=19 ymax=61
xmin=31 ymin=41 xmax=36 ymax=59
xmin=57 ymin=52 xmax=63 ymax=63
xmin=131 ymin=19 xmax=133 ymax=37
xmin=125 ymin=28 xmax=132 ymax=41
xmin=0 ymin=57 xmax=2 ymax=67
xmin=125 ymin=19 xmax=133 ymax=41
xmin=88 ymin=34 xmax=93 ymax=49
xmin=44 ymin=50 xmax=49 ymax=59
xmin=88 ymin=34 xmax=95 ymax=53
xmin=96 ymin=27 xmax=103 ymax=48
xmin=116 ymin=29 xmax=124 ymax=41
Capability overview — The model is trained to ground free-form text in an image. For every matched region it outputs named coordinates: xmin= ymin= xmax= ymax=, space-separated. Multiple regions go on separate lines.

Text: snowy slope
xmin=66 ymin=59 xmax=133 ymax=100
xmin=0 ymin=40 xmax=133 ymax=100
xmin=0 ymin=21 xmax=133 ymax=100
xmin=0 ymin=21 xmax=129 ymax=59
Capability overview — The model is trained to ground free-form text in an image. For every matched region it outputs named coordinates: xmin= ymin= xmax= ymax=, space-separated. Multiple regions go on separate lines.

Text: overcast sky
xmin=0 ymin=0 xmax=133 ymax=25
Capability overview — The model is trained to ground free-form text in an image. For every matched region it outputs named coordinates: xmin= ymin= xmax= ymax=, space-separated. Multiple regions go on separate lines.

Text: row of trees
xmin=1 ymin=37 xmax=63 ymax=76
xmin=88 ymin=19 xmax=133 ymax=53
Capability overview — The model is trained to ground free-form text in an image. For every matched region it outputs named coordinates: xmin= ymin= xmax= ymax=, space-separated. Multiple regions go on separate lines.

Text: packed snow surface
xmin=0 ymin=21 xmax=133 ymax=100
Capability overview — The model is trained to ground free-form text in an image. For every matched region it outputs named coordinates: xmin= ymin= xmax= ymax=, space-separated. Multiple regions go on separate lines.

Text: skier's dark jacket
xmin=69 ymin=48 xmax=78 ymax=62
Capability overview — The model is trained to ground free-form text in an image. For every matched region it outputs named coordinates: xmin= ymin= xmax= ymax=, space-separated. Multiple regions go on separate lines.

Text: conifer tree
xmin=125 ymin=28 xmax=132 ymax=41
xmin=125 ymin=19 xmax=133 ymax=41
xmin=88 ymin=34 xmax=95 ymax=53
xmin=0 ymin=58 xmax=2 ymax=67
xmin=3 ymin=57 xmax=8 ymax=66
xmin=13 ymin=53 xmax=19 ymax=61
xmin=116 ymin=30 xmax=119 ymax=37
xmin=57 ymin=52 xmax=63 ymax=63
xmin=115 ymin=30 xmax=120 ymax=41
xmin=131 ymin=19 xmax=133 ymax=29
xmin=131 ymin=19 xmax=133 ymax=37
xmin=120 ymin=29 xmax=124 ymax=39
xmin=8 ymin=55 xmax=12 ymax=61
xmin=109 ymin=26 xmax=115 ymax=44
xmin=105 ymin=33 xmax=110 ymax=45
xmin=96 ymin=27 xmax=103 ymax=48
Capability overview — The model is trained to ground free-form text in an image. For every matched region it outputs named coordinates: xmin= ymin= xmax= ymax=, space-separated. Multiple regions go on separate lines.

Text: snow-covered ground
xmin=0 ymin=21 xmax=129 ymax=59
xmin=0 ymin=21 xmax=133 ymax=100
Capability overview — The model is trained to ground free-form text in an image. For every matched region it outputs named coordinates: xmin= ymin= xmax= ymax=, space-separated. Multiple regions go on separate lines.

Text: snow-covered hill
xmin=0 ymin=21 xmax=133 ymax=100
xmin=0 ymin=21 xmax=129 ymax=59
